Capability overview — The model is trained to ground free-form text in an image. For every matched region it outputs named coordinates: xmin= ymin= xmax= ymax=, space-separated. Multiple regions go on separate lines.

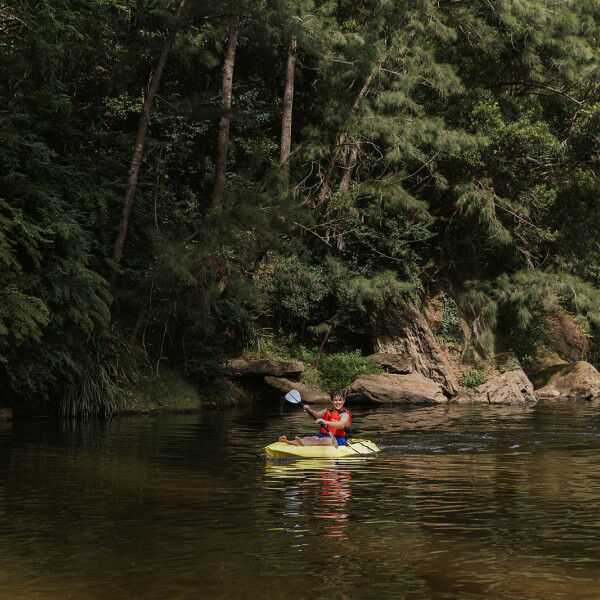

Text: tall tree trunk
xmin=280 ymin=33 xmax=296 ymax=166
xmin=110 ymin=0 xmax=189 ymax=288
xmin=212 ymin=15 xmax=240 ymax=209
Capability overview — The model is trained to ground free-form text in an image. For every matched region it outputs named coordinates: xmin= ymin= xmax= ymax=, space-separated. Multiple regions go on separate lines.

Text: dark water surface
xmin=2 ymin=400 xmax=600 ymax=599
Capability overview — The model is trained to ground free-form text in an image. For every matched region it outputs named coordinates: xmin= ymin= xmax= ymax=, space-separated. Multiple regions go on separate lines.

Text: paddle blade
xmin=284 ymin=389 xmax=302 ymax=404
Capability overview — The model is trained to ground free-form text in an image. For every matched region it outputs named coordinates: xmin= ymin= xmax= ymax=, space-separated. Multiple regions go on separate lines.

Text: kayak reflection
xmin=265 ymin=459 xmax=355 ymax=540
xmin=314 ymin=462 xmax=352 ymax=539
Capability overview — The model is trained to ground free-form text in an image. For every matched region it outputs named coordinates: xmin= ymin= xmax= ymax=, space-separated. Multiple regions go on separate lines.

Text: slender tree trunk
xmin=212 ymin=15 xmax=240 ymax=209
xmin=339 ymin=141 xmax=359 ymax=191
xmin=153 ymin=143 xmax=164 ymax=229
xmin=130 ymin=303 xmax=147 ymax=345
xmin=315 ymin=324 xmax=332 ymax=369
xmin=315 ymin=312 xmax=339 ymax=368
xmin=280 ymin=33 xmax=296 ymax=166
xmin=110 ymin=0 xmax=189 ymax=288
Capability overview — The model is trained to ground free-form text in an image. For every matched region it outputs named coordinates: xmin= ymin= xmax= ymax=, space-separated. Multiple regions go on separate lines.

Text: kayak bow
xmin=264 ymin=439 xmax=380 ymax=458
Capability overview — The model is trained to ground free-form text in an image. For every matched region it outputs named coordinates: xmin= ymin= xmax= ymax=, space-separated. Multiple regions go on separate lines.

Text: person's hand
xmin=302 ymin=404 xmax=310 ymax=412
xmin=315 ymin=418 xmax=324 ymax=425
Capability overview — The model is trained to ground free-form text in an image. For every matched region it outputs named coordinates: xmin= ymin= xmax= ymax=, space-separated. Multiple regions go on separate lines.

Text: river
xmin=1 ymin=399 xmax=600 ymax=599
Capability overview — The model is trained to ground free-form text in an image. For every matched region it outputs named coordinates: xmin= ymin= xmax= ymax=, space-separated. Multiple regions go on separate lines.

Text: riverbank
xmin=117 ymin=330 xmax=600 ymax=415
xmin=116 ymin=367 xmax=252 ymax=414
xmin=116 ymin=368 xmax=200 ymax=414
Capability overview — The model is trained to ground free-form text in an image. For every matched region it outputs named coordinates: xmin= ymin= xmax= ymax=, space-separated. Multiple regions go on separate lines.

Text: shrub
xmin=318 ymin=350 xmax=383 ymax=391
xmin=300 ymin=366 xmax=322 ymax=389
xmin=458 ymin=367 xmax=487 ymax=389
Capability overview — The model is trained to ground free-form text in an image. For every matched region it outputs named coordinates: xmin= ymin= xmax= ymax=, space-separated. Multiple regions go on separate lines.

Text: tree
xmin=212 ymin=14 xmax=240 ymax=208
xmin=280 ymin=33 xmax=296 ymax=165
xmin=110 ymin=0 xmax=190 ymax=286
xmin=0 ymin=0 xmax=120 ymax=414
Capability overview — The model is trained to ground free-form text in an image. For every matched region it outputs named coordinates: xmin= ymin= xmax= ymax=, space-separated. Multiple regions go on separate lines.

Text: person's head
xmin=330 ymin=389 xmax=345 ymax=409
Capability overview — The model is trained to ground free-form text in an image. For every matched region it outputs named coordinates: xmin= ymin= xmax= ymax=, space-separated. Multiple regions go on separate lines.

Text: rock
xmin=535 ymin=386 xmax=561 ymax=399
xmin=227 ymin=382 xmax=252 ymax=405
xmin=530 ymin=361 xmax=600 ymax=400
xmin=346 ymin=373 xmax=447 ymax=405
xmin=263 ymin=376 xmax=330 ymax=405
xmin=489 ymin=352 xmax=521 ymax=373
xmin=371 ymin=297 xmax=457 ymax=396
xmin=456 ymin=368 xmax=537 ymax=405
xmin=0 ymin=408 xmax=12 ymax=420
xmin=226 ymin=358 xmax=304 ymax=378
xmin=368 ymin=352 xmax=412 ymax=374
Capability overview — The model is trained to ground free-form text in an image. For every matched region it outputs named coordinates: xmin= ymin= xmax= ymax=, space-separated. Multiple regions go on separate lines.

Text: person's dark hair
xmin=330 ymin=389 xmax=345 ymax=400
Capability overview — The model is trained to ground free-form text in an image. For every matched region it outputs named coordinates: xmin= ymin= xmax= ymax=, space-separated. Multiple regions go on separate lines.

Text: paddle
xmin=284 ymin=389 xmax=338 ymax=449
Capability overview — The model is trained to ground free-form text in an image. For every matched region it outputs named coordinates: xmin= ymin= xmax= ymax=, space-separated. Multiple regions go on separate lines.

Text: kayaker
xmin=279 ymin=389 xmax=351 ymax=446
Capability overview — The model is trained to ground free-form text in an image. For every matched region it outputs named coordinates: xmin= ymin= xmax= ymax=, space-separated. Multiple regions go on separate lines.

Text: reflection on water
xmin=1 ymin=401 xmax=600 ymax=598
xmin=267 ymin=459 xmax=355 ymax=540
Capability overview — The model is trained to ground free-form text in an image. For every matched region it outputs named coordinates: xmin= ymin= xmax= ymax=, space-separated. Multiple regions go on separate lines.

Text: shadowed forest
xmin=3 ymin=0 xmax=600 ymax=415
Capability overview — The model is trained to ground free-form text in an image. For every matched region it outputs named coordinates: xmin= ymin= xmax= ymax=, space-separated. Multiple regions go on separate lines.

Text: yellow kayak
xmin=264 ymin=439 xmax=380 ymax=458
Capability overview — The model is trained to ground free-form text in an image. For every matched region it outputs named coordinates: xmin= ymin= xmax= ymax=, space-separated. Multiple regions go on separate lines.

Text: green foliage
xmin=4 ymin=0 xmax=600 ymax=415
xmin=242 ymin=333 xmax=380 ymax=391
xmin=318 ymin=350 xmax=382 ymax=391
xmin=243 ymin=333 xmax=318 ymax=364
xmin=0 ymin=0 xmax=133 ymax=414
xmin=461 ymin=270 xmax=600 ymax=362
xmin=59 ymin=360 xmax=118 ymax=418
xmin=458 ymin=367 xmax=487 ymax=389
xmin=256 ymin=252 xmax=328 ymax=323
xmin=437 ymin=295 xmax=461 ymax=343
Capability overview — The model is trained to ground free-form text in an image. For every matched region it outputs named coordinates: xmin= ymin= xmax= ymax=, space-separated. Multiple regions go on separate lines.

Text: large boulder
xmin=371 ymin=297 xmax=458 ymax=396
xmin=263 ymin=376 xmax=330 ymax=404
xmin=456 ymin=368 xmax=537 ymax=405
xmin=226 ymin=358 xmax=304 ymax=378
xmin=531 ymin=361 xmax=600 ymax=400
xmin=368 ymin=352 xmax=413 ymax=374
xmin=346 ymin=373 xmax=447 ymax=405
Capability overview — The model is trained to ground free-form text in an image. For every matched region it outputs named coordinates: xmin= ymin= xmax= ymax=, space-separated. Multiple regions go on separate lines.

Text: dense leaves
xmin=2 ymin=0 xmax=600 ymax=414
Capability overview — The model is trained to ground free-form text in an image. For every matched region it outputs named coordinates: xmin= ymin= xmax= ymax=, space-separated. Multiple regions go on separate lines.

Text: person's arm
xmin=303 ymin=405 xmax=327 ymax=419
xmin=316 ymin=412 xmax=349 ymax=429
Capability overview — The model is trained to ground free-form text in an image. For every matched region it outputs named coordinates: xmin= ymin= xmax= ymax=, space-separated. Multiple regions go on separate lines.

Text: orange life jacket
xmin=320 ymin=408 xmax=351 ymax=438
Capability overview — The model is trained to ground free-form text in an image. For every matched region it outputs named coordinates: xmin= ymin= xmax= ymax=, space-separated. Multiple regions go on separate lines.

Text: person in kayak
xmin=279 ymin=389 xmax=351 ymax=446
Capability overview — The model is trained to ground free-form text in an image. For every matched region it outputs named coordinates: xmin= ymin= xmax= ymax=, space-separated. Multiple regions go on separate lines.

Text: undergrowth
xmin=122 ymin=367 xmax=201 ymax=412
xmin=243 ymin=336 xmax=382 ymax=391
